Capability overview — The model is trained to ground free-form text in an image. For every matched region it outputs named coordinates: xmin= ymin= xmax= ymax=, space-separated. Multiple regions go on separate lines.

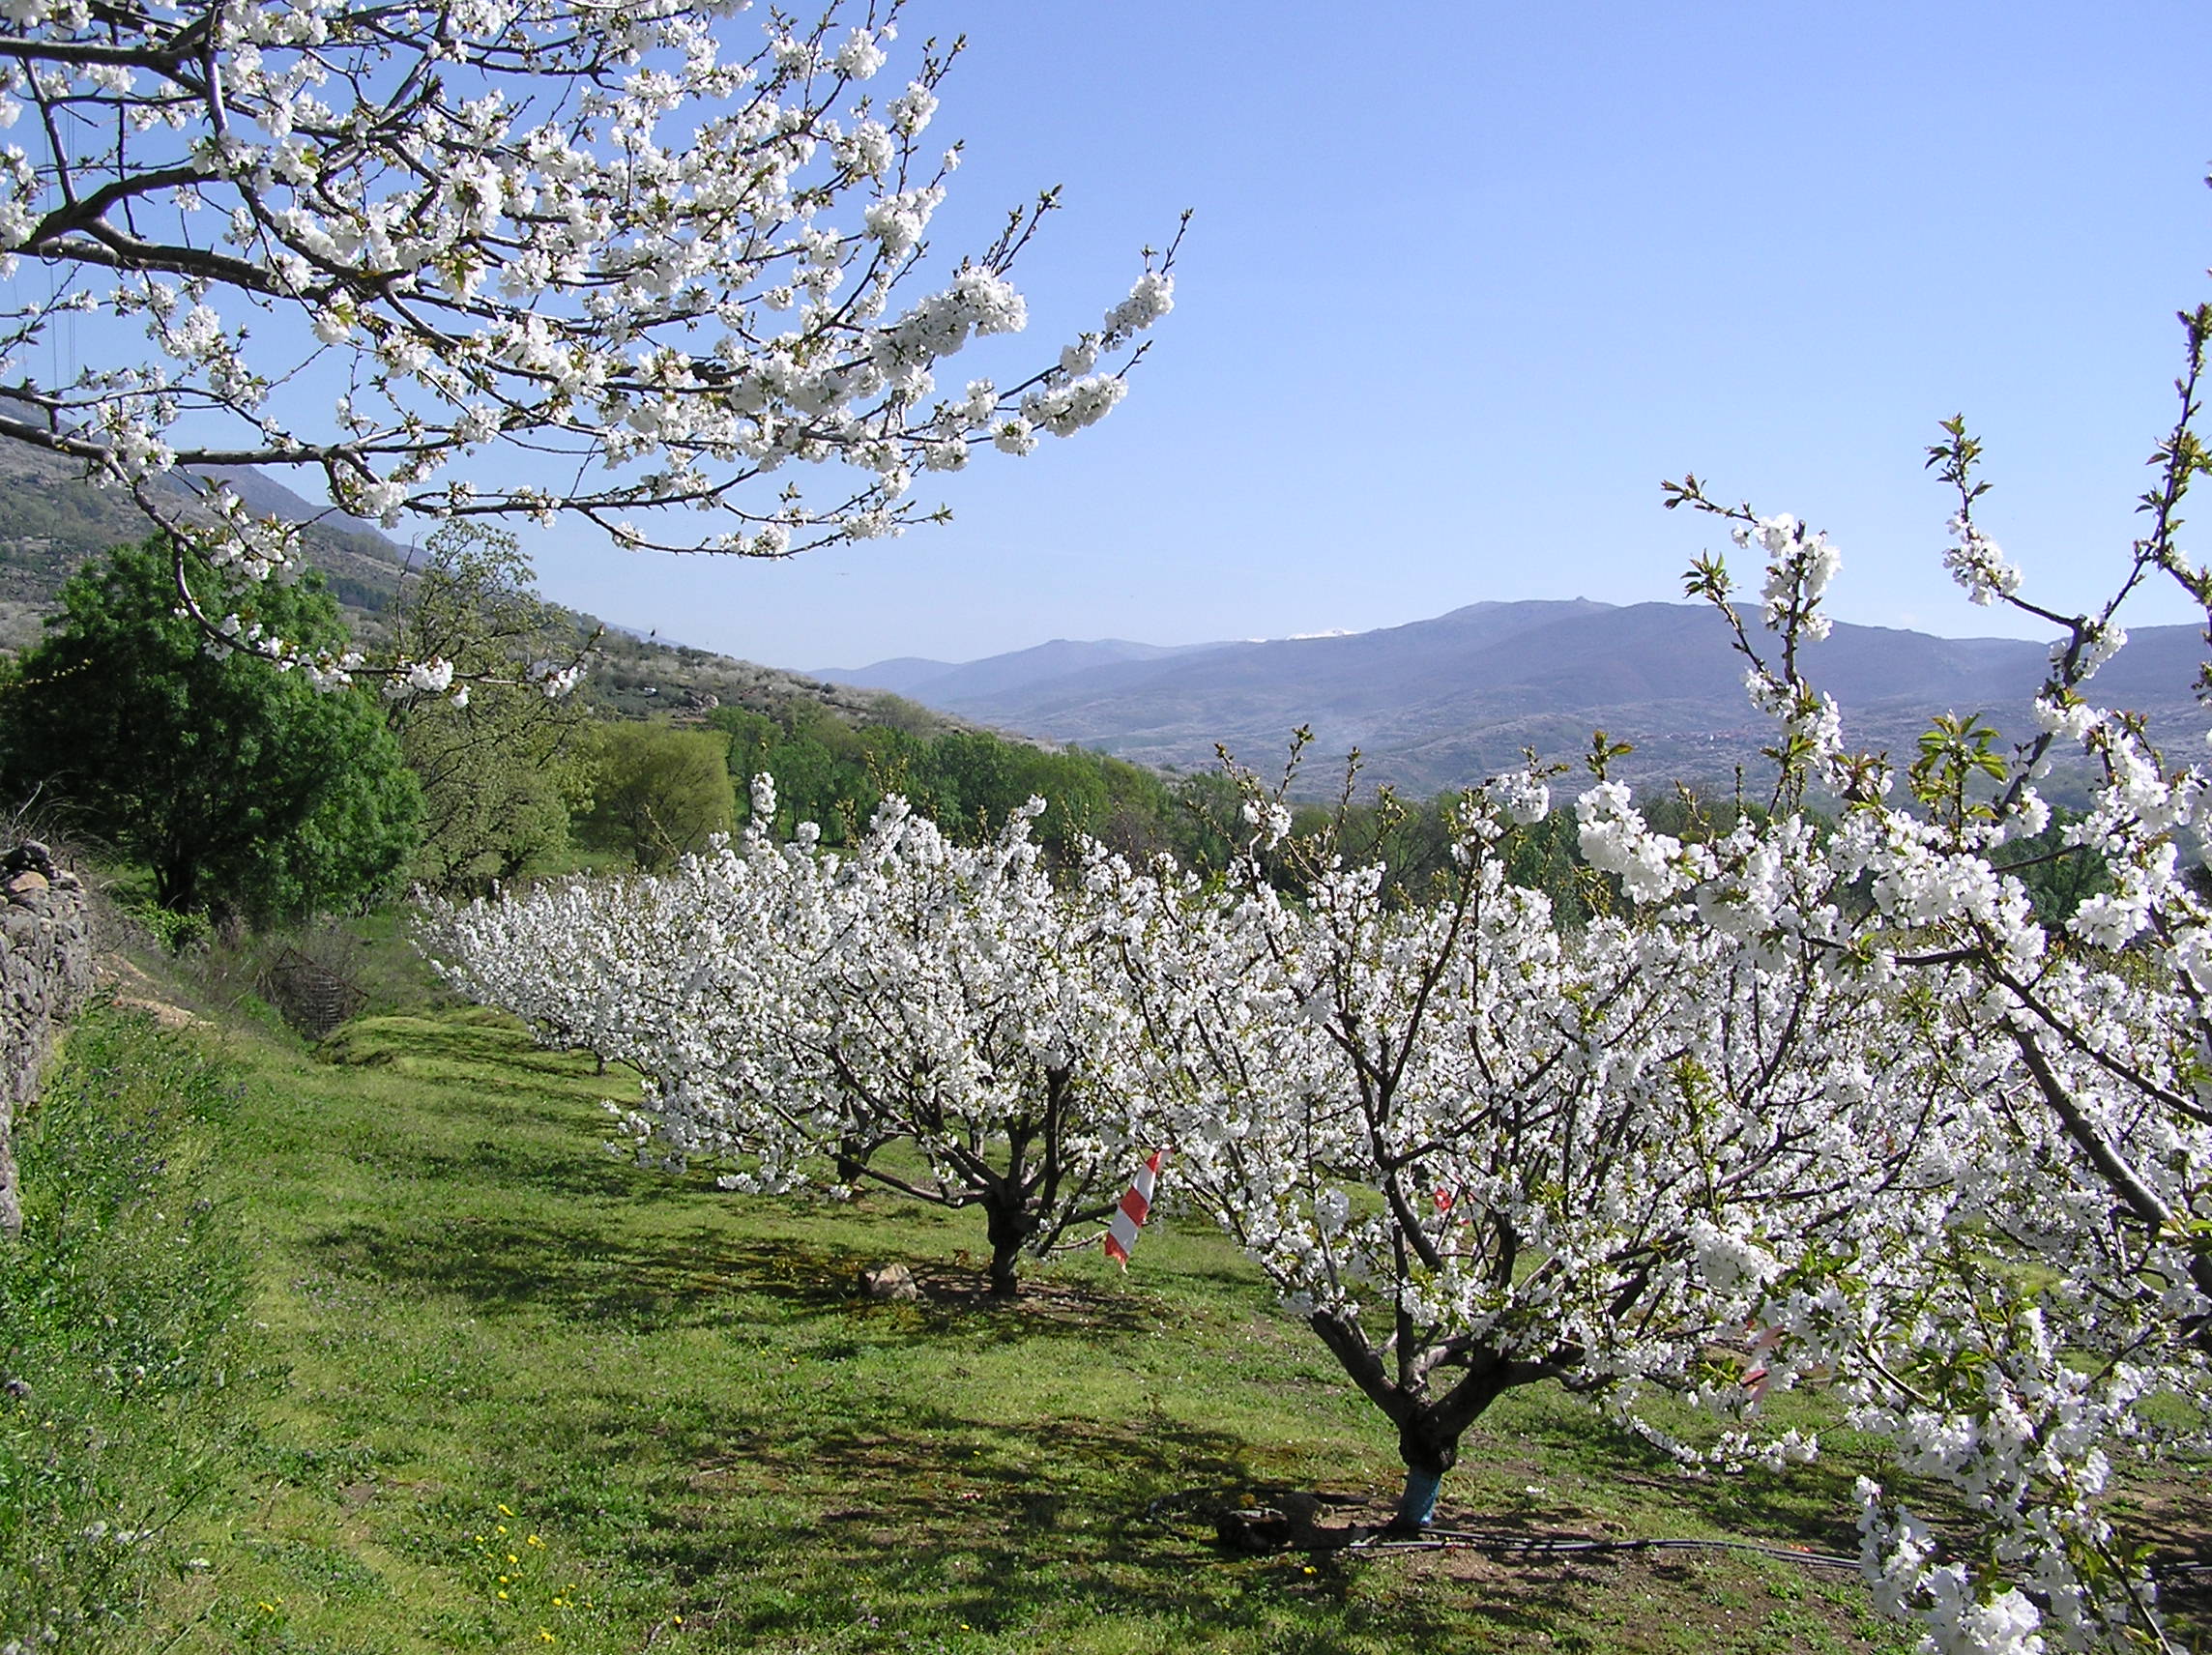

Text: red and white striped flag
xmin=1742 ymin=1323 xmax=1784 ymax=1405
xmin=1103 ymin=1150 xmax=1164 ymax=1268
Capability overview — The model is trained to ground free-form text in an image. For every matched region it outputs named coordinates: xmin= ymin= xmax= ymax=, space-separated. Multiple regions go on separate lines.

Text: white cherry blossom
xmin=0 ymin=0 xmax=1183 ymax=690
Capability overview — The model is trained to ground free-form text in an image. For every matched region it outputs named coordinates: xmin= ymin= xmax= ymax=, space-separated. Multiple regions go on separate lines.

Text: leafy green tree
xmin=930 ymin=729 xmax=1022 ymax=831
xmin=386 ymin=525 xmax=594 ymax=893
xmin=0 ymin=538 xmax=421 ymax=922
xmin=705 ymin=705 xmax=780 ymax=798
xmin=576 ymin=721 xmax=733 ymax=871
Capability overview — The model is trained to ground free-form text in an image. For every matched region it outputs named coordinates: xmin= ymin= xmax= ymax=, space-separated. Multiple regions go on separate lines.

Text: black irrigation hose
xmin=1151 ymin=1494 xmax=2212 ymax=1589
xmin=1344 ymin=1529 xmax=1862 ymax=1570
xmin=1348 ymin=1535 xmax=2212 ymax=1602
xmin=1369 ymin=1536 xmax=2212 ymax=1590
xmin=1144 ymin=1493 xmax=1862 ymax=1571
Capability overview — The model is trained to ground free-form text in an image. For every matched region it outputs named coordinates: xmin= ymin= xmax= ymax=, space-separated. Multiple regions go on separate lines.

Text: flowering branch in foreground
xmin=0 ymin=0 xmax=1179 ymax=690
xmin=1654 ymin=308 xmax=2212 ymax=1652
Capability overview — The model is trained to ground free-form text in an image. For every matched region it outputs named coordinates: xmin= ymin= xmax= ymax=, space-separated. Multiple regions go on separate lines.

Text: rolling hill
xmin=0 ymin=449 xmax=961 ymax=738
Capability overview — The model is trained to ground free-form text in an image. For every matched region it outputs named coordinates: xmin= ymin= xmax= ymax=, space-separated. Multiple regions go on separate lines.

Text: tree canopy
xmin=575 ymin=720 xmax=734 ymax=873
xmin=0 ymin=538 xmax=421 ymax=922
xmin=385 ymin=524 xmax=594 ymax=892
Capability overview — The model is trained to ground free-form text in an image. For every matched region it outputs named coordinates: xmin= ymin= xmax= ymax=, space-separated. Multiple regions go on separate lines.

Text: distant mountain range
xmin=814 ymin=637 xmax=1235 ymax=702
xmin=812 ymin=601 xmax=2207 ymax=795
xmin=12 ymin=433 xmax=2198 ymax=799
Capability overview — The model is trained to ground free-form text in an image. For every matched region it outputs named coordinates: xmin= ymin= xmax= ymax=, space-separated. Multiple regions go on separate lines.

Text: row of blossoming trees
xmin=429 ymin=340 xmax=2212 ymax=1655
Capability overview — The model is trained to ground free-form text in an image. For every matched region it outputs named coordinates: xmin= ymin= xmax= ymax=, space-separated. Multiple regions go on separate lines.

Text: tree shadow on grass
xmin=318 ymin=1011 xmax=595 ymax=1075
xmin=1441 ymin=1408 xmax=2205 ymax=1648
xmin=308 ymin=1214 xmax=860 ymax=1329
xmin=631 ymin=1406 xmax=1496 ymax=1648
xmin=2110 ymin=1474 xmax=2212 ymax=1640
xmin=306 ymin=1216 xmax=1161 ymax=1341
xmin=1456 ymin=1395 xmax=1890 ymax=1566
xmin=393 ymin=1133 xmax=701 ymax=1205
xmin=594 ymin=1401 xmax=1868 ymax=1654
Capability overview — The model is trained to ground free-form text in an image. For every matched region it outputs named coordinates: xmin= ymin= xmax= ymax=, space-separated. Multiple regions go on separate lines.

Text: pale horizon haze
xmin=514 ymin=0 xmax=2212 ymax=672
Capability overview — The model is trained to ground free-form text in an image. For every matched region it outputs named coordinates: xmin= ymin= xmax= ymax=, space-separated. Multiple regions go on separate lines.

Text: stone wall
xmin=0 ymin=841 xmax=95 ymax=1239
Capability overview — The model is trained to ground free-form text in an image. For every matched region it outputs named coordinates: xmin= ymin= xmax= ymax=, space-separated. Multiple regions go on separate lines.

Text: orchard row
xmin=430 ymin=466 xmax=2212 ymax=1655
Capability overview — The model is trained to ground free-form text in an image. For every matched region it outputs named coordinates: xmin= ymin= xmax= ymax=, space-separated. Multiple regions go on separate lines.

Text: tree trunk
xmin=833 ymin=1133 xmax=876 ymax=1188
xmin=1306 ymin=1308 xmax=1522 ymax=1532
xmin=155 ymin=859 xmax=193 ymax=917
xmin=981 ymin=1192 xmax=1036 ymax=1298
xmin=1391 ymin=1415 xmax=1463 ymax=1531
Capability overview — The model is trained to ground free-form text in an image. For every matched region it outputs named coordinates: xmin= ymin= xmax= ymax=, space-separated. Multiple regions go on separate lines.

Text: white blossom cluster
xmin=1738 ymin=511 xmax=1841 ymax=643
xmin=0 ymin=0 xmax=1179 ymax=687
xmin=423 ymin=786 xmax=1147 ymax=1292
xmin=1665 ymin=458 xmax=2212 ymax=1654
xmin=1942 ymin=512 xmax=2024 ymax=607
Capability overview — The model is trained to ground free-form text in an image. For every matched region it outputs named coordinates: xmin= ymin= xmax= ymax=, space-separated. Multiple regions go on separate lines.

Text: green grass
xmin=27 ymin=984 xmax=1948 ymax=1655
xmin=1 ymin=1004 xmax=258 ymax=1650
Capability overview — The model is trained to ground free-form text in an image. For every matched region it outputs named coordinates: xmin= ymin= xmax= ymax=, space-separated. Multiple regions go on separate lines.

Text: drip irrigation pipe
xmin=1146 ymin=1494 xmax=1864 ymax=1571
xmin=1344 ymin=1529 xmax=1861 ymax=1569
xmin=1152 ymin=1494 xmax=2212 ymax=1590
xmin=1350 ymin=1533 xmax=2212 ymax=1596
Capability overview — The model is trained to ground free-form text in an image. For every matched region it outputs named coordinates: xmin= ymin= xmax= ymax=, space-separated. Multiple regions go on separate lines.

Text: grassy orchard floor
xmin=106 ymin=985 xmax=2095 ymax=1655
xmin=123 ymin=996 xmax=1925 ymax=1655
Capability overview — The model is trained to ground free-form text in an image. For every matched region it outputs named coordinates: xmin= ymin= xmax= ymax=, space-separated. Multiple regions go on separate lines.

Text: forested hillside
xmin=0 ymin=454 xmax=970 ymax=738
xmin=0 ymin=468 xmax=1253 ymax=903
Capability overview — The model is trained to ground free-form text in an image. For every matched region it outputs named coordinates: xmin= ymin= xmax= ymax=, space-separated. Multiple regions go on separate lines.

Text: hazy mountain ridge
xmin=815 ymin=636 xmax=1235 ymax=702
xmin=12 ymin=440 xmax=2200 ymax=798
xmin=0 ymin=441 xmax=418 ymax=647
xmin=824 ymin=600 xmax=2208 ymax=795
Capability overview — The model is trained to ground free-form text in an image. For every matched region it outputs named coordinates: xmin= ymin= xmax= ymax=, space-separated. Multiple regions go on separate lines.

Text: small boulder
xmin=3 ymin=870 xmax=49 ymax=901
xmin=859 ymin=1263 xmax=920 ymax=1302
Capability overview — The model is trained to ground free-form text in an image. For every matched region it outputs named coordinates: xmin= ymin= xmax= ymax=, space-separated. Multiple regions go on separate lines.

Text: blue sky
xmin=529 ymin=3 xmax=2210 ymax=665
